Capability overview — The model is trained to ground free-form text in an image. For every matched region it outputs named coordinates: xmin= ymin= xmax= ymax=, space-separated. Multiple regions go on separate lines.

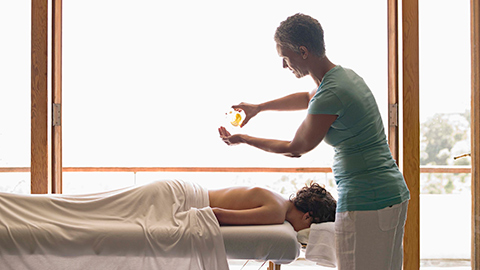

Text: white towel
xmin=0 ymin=180 xmax=229 ymax=270
xmin=297 ymin=227 xmax=309 ymax=246
xmin=305 ymin=222 xmax=337 ymax=268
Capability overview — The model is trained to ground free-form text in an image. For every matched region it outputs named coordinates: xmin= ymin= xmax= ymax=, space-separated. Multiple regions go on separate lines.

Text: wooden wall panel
xmin=471 ymin=0 xmax=480 ymax=268
xmin=402 ymin=0 xmax=420 ymax=269
xmin=31 ymin=0 xmax=49 ymax=194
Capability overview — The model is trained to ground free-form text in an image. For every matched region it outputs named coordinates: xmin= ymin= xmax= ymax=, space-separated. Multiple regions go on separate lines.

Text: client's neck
xmin=284 ymin=202 xmax=301 ymax=223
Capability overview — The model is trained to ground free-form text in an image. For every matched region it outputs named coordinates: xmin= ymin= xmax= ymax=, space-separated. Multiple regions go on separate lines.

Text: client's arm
xmin=212 ymin=205 xmax=285 ymax=226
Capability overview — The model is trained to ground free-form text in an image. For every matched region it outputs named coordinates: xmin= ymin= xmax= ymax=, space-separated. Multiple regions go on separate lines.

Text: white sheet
xmin=221 ymin=222 xmax=300 ymax=264
xmin=0 ymin=180 xmax=229 ymax=270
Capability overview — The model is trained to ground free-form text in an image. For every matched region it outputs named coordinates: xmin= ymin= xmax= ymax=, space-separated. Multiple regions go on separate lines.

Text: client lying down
xmin=209 ymin=182 xmax=336 ymax=231
xmin=0 ymin=179 xmax=335 ymax=270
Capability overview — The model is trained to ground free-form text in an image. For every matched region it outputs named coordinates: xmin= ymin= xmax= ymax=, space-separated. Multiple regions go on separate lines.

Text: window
xmin=62 ymin=0 xmax=387 ymax=196
xmin=419 ymin=0 xmax=471 ymax=266
xmin=0 ymin=1 xmax=31 ymax=194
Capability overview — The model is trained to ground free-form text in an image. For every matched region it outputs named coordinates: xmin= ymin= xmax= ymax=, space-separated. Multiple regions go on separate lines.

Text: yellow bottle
xmin=226 ymin=109 xmax=245 ymax=127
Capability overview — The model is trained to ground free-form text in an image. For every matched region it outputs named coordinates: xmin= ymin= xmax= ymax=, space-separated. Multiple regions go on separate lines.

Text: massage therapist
xmin=218 ymin=13 xmax=410 ymax=270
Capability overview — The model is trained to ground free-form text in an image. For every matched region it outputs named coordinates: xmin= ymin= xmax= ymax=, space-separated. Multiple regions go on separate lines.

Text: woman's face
xmin=276 ymin=44 xmax=308 ymax=78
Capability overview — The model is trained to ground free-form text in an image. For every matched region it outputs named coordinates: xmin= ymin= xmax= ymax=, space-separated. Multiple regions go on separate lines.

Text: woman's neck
xmin=309 ymin=56 xmax=336 ymax=87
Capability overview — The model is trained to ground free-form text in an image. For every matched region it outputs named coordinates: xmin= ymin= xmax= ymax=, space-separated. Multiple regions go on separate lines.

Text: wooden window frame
xmin=400 ymin=0 xmax=421 ymax=268
xmin=29 ymin=0 xmax=480 ymax=268
xmin=31 ymin=0 xmax=49 ymax=194
xmin=396 ymin=0 xmax=480 ymax=268
xmin=51 ymin=0 xmax=62 ymax=194
xmin=471 ymin=0 xmax=480 ymax=268
xmin=31 ymin=0 xmax=62 ymax=194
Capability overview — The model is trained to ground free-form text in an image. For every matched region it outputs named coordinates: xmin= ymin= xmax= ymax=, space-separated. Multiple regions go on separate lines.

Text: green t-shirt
xmin=308 ymin=66 xmax=410 ymax=212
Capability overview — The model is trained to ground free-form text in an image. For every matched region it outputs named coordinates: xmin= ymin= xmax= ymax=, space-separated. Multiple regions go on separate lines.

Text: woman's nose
xmin=282 ymin=59 xmax=288 ymax=68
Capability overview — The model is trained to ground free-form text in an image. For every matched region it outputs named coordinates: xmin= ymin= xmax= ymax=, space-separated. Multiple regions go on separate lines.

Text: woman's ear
xmin=299 ymin=46 xmax=309 ymax=59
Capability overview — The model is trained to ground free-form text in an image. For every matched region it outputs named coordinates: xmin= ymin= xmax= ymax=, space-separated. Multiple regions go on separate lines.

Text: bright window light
xmin=62 ymin=0 xmax=388 ymax=170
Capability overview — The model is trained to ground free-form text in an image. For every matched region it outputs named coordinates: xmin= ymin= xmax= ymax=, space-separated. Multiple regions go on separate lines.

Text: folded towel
xmin=305 ymin=222 xmax=337 ymax=268
xmin=296 ymin=227 xmax=309 ymax=246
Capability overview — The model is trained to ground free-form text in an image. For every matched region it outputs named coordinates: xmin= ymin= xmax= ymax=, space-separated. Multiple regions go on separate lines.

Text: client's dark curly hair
xmin=290 ymin=182 xmax=336 ymax=223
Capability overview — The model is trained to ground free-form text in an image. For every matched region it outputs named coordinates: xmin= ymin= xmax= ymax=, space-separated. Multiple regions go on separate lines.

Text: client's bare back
xmin=208 ymin=187 xmax=289 ymax=226
xmin=209 ymin=186 xmax=284 ymax=209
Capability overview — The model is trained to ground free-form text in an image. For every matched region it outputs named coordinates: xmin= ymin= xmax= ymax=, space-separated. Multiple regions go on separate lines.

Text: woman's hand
xmin=218 ymin=126 xmax=245 ymax=145
xmin=231 ymin=102 xmax=260 ymax=127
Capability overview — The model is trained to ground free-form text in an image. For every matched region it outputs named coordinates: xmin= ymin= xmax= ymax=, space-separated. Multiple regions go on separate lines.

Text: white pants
xmin=335 ymin=200 xmax=409 ymax=270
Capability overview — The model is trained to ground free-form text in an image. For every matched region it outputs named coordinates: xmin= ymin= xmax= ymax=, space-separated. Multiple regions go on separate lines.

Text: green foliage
xmin=421 ymin=114 xmax=455 ymax=165
xmin=421 ymin=111 xmax=470 ymax=166
xmin=420 ymin=111 xmax=471 ymax=194
xmin=421 ymin=173 xmax=471 ymax=194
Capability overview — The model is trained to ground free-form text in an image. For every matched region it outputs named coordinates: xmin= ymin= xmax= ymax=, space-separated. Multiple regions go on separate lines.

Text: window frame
xmin=25 ymin=0 xmax=480 ymax=268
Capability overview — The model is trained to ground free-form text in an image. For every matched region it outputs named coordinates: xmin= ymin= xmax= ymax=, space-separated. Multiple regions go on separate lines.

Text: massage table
xmin=0 ymin=180 xmax=334 ymax=269
xmin=0 ymin=180 xmax=305 ymax=270
xmin=0 ymin=223 xmax=300 ymax=269
xmin=221 ymin=222 xmax=300 ymax=269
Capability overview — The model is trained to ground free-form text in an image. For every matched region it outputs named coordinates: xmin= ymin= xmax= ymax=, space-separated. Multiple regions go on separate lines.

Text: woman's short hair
xmin=274 ymin=13 xmax=326 ymax=58
xmin=290 ymin=182 xmax=336 ymax=223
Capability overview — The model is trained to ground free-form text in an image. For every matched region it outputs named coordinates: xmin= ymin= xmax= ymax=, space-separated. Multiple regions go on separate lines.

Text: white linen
xmin=296 ymin=227 xmax=309 ymax=245
xmin=304 ymin=222 xmax=337 ymax=268
xmin=0 ymin=179 xmax=229 ymax=270
xmin=221 ymin=222 xmax=300 ymax=264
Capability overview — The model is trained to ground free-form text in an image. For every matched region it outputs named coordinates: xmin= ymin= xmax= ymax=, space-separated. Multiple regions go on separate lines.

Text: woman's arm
xmin=219 ymin=113 xmax=337 ymax=157
xmin=232 ymin=91 xmax=315 ymax=127
xmin=257 ymin=92 xmax=312 ymax=111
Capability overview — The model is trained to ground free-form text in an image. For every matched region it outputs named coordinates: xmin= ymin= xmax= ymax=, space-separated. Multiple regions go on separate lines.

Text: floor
xmin=228 ymin=259 xmax=471 ymax=270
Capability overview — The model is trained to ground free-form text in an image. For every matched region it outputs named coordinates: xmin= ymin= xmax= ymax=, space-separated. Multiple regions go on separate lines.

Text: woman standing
xmin=218 ymin=13 xmax=410 ymax=270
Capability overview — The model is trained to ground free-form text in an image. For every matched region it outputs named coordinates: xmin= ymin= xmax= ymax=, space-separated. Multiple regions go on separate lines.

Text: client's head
xmin=288 ymin=182 xmax=336 ymax=231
